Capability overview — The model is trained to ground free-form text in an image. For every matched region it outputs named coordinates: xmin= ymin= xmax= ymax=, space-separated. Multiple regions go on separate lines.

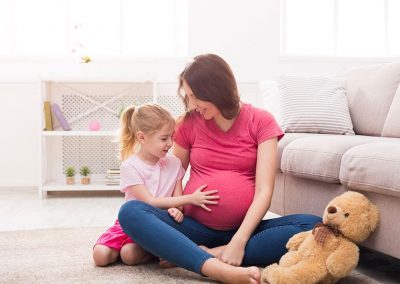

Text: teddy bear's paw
xmin=279 ymin=251 xmax=300 ymax=267
xmin=261 ymin=264 xmax=281 ymax=284
xmin=286 ymin=231 xmax=308 ymax=250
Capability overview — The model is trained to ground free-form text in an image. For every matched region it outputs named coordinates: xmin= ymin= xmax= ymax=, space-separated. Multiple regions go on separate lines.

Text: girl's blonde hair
xmin=119 ymin=104 xmax=175 ymax=161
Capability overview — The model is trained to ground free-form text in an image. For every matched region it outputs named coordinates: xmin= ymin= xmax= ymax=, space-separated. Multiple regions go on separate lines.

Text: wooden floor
xmin=1 ymin=188 xmax=399 ymax=283
xmin=0 ymin=188 xmax=124 ymax=231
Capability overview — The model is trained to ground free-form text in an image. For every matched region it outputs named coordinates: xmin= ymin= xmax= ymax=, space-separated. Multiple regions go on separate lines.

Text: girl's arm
xmin=219 ymin=137 xmax=278 ymax=266
xmin=126 ymin=183 xmax=218 ymax=210
xmin=171 ymin=143 xmax=191 ymax=212
xmin=168 ymin=181 xmax=184 ymax=221
xmin=171 ymin=178 xmax=184 ymax=211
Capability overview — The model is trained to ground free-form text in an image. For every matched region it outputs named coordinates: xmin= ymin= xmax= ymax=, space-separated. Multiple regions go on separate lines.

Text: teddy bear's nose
xmin=328 ymin=206 xmax=337 ymax=214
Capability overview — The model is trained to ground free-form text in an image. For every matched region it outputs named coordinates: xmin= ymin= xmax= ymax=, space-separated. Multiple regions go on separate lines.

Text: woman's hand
xmin=190 ymin=184 xmax=219 ymax=211
xmin=168 ymin=207 xmax=184 ymax=223
xmin=218 ymin=238 xmax=246 ymax=266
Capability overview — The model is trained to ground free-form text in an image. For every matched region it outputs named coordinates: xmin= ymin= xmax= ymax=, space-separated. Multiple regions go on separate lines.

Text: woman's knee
xmin=118 ymin=200 xmax=150 ymax=224
xmin=297 ymin=214 xmax=322 ymax=230
xmin=93 ymin=245 xmax=119 ymax=266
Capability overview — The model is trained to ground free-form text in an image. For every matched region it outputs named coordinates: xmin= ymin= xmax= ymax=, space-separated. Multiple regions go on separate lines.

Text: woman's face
xmin=182 ymin=80 xmax=221 ymax=120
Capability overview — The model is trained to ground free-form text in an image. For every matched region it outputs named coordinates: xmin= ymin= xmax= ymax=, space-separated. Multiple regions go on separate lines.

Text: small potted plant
xmin=80 ymin=166 xmax=91 ymax=185
xmin=65 ymin=166 xmax=76 ymax=185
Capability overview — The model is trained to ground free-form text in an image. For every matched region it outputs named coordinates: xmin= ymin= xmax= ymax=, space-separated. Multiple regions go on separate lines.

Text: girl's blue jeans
xmin=118 ymin=200 xmax=321 ymax=274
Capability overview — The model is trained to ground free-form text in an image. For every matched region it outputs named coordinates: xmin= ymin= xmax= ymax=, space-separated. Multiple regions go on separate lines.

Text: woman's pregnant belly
xmin=183 ymin=171 xmax=255 ymax=230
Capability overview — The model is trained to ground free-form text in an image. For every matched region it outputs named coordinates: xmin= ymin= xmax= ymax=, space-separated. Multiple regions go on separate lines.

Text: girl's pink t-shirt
xmin=120 ymin=154 xmax=185 ymax=201
xmin=174 ymin=103 xmax=284 ymax=230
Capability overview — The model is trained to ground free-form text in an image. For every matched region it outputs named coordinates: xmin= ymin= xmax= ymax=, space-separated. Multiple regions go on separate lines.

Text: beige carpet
xmin=0 ymin=227 xmax=380 ymax=284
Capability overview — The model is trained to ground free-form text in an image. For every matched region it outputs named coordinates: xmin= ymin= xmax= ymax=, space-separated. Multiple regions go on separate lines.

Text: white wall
xmin=0 ymin=0 xmax=395 ymax=81
xmin=187 ymin=0 xmax=281 ymax=81
xmin=0 ymin=0 xmax=397 ymax=188
xmin=187 ymin=0 xmax=396 ymax=80
xmin=0 ymin=82 xmax=41 ymax=186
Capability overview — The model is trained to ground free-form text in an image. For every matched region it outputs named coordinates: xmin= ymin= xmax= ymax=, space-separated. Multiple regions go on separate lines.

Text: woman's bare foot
xmin=199 ymin=245 xmax=226 ymax=258
xmin=201 ymin=258 xmax=260 ymax=284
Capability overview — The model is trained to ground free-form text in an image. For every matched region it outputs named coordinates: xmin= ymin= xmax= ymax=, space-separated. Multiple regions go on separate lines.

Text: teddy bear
xmin=262 ymin=191 xmax=379 ymax=284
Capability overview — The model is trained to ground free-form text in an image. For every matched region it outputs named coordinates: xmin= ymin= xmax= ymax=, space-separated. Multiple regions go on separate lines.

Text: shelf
xmin=39 ymin=80 xmax=173 ymax=198
xmin=39 ymin=76 xmax=156 ymax=83
xmin=42 ymin=131 xmax=118 ymax=137
xmin=43 ymin=181 xmax=120 ymax=191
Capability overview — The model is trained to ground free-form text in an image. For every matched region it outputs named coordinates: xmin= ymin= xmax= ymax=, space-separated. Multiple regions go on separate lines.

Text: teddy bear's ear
xmin=367 ymin=202 xmax=380 ymax=232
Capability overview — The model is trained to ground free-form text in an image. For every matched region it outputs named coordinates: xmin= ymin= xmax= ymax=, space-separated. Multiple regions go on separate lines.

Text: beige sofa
xmin=268 ymin=62 xmax=400 ymax=259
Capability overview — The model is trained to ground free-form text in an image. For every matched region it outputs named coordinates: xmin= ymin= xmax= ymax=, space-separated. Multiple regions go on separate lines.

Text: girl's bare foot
xmin=201 ymin=258 xmax=260 ymax=284
xmin=159 ymin=258 xmax=176 ymax=268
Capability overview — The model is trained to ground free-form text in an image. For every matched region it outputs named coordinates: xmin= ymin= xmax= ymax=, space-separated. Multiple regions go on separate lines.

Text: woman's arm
xmin=219 ymin=137 xmax=278 ymax=266
xmin=173 ymin=143 xmax=190 ymax=170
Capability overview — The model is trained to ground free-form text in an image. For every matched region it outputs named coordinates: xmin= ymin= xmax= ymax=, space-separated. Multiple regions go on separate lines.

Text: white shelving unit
xmin=39 ymin=78 xmax=184 ymax=198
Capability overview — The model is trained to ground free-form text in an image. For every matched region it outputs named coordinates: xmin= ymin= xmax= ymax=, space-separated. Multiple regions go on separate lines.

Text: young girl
xmin=93 ymin=103 xmax=219 ymax=267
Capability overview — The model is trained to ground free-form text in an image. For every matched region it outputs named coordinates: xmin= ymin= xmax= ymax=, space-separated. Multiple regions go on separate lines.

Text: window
xmin=282 ymin=0 xmax=400 ymax=57
xmin=0 ymin=0 xmax=187 ymax=57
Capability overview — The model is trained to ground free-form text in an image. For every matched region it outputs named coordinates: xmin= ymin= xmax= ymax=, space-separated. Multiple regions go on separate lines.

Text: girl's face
xmin=139 ymin=122 xmax=174 ymax=162
xmin=182 ymin=80 xmax=221 ymax=120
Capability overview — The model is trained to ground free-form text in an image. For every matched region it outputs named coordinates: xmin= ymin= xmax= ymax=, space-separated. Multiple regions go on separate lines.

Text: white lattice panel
xmin=62 ymin=136 xmax=120 ymax=175
xmin=50 ymin=82 xmax=154 ymax=131
xmin=156 ymin=82 xmax=185 ymax=118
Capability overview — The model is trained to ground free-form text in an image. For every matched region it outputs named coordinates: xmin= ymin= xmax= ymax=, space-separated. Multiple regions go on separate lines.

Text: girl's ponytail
xmin=119 ymin=105 xmax=137 ymax=161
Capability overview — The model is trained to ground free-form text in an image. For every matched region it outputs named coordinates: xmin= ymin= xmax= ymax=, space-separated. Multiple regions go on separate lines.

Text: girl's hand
xmin=190 ymin=184 xmax=219 ymax=212
xmin=218 ymin=239 xmax=246 ymax=266
xmin=168 ymin=207 xmax=184 ymax=223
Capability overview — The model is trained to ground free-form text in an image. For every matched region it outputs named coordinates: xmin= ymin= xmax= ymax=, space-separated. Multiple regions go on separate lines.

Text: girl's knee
xmin=120 ymin=243 xmax=153 ymax=265
xmin=93 ymin=245 xmax=119 ymax=266
xmin=120 ymin=250 xmax=137 ymax=265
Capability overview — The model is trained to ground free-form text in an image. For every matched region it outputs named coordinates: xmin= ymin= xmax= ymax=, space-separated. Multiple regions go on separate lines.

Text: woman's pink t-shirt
xmin=120 ymin=154 xmax=185 ymax=201
xmin=174 ymin=103 xmax=284 ymax=230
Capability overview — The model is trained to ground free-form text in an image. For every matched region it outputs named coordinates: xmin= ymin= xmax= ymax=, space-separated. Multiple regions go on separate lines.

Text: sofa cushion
xmin=340 ymin=143 xmax=400 ymax=198
xmin=278 ymin=76 xmax=354 ymax=135
xmin=281 ymin=135 xmax=387 ymax=183
xmin=382 ymin=84 xmax=400 ymax=138
xmin=346 ymin=62 xmax=400 ymax=136
xmin=277 ymin=133 xmax=318 ymax=172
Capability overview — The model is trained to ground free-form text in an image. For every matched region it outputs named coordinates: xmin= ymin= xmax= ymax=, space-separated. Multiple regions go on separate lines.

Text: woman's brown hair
xmin=178 ymin=54 xmax=240 ymax=119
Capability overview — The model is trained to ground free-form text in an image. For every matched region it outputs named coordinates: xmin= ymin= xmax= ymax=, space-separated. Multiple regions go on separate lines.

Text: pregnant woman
xmin=118 ymin=54 xmax=321 ymax=284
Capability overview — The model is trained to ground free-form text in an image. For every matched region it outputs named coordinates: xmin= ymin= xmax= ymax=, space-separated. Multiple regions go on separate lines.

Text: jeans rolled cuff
xmin=194 ymin=254 xmax=214 ymax=276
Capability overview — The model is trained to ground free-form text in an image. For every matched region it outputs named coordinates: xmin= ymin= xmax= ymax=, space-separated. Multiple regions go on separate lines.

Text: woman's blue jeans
xmin=118 ymin=200 xmax=321 ymax=274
